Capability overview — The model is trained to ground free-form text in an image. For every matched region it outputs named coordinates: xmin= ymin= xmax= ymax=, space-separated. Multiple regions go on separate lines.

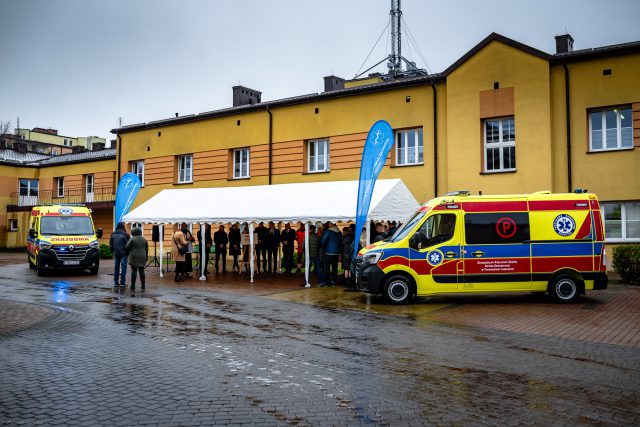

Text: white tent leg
xmin=249 ymin=222 xmax=255 ymax=284
xmin=199 ymin=222 xmax=206 ymax=281
xmin=159 ymin=224 xmax=164 ymax=278
xmin=365 ymin=220 xmax=371 ymax=246
xmin=304 ymin=222 xmax=310 ymax=287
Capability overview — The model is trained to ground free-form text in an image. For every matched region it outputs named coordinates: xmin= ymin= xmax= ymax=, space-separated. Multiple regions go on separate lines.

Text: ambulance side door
xmin=408 ymin=212 xmax=461 ymax=294
xmin=462 ymin=212 xmax=532 ymax=291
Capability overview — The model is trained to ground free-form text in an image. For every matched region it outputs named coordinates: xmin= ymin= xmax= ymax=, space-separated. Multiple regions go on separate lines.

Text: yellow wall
xmin=0 ymin=165 xmax=38 ymax=248
xmin=445 ymin=41 xmax=553 ymax=196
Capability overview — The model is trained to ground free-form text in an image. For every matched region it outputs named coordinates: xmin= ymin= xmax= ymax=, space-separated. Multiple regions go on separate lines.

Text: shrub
xmin=612 ymin=245 xmax=640 ymax=285
xmin=99 ymin=244 xmax=113 ymax=259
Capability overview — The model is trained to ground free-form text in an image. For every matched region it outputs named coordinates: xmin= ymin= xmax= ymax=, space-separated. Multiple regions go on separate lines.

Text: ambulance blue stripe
xmin=464 ymin=244 xmax=530 ymax=258
xmin=532 ymin=243 xmax=594 ymax=257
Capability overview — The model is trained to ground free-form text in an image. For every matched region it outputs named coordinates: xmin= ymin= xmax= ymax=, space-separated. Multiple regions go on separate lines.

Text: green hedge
xmin=99 ymin=244 xmax=113 ymax=259
xmin=612 ymin=245 xmax=640 ymax=285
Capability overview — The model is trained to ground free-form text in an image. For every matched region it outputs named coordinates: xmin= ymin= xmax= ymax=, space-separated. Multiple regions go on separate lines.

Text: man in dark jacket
xmin=255 ymin=222 xmax=268 ymax=273
xmin=319 ymin=221 xmax=342 ymax=286
xmin=109 ymin=222 xmax=130 ymax=291
xmin=265 ymin=221 xmax=280 ymax=273
xmin=280 ymin=223 xmax=296 ymax=273
xmin=213 ymin=225 xmax=228 ymax=273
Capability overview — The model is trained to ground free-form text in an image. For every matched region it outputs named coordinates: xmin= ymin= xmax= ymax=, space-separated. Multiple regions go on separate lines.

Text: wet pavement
xmin=1 ymin=253 xmax=639 ymax=426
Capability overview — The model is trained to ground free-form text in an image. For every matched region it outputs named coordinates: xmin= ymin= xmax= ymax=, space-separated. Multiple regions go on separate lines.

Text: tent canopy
xmin=123 ymin=179 xmax=419 ymax=225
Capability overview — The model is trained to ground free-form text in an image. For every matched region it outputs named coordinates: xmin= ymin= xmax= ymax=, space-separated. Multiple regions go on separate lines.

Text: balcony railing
xmin=8 ymin=185 xmax=115 ymax=209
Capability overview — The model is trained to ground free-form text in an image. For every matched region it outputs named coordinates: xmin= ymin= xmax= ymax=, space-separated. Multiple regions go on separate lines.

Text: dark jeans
xmin=185 ymin=253 xmax=193 ymax=272
xmin=309 ymin=256 xmax=321 ymax=281
xmin=282 ymin=246 xmax=294 ymax=272
xmin=256 ymin=247 xmax=267 ymax=272
xmin=114 ymin=256 xmax=127 ymax=286
xmin=267 ymin=249 xmax=278 ymax=272
xmin=216 ymin=250 xmax=227 ymax=272
xmin=130 ymin=266 xmax=145 ymax=288
xmin=322 ymin=254 xmax=339 ymax=284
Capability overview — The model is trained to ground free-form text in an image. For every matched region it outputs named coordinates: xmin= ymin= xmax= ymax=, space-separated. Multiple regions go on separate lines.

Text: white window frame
xmin=307 ymin=139 xmax=330 ymax=173
xmin=589 ymin=106 xmax=633 ymax=152
xmin=395 ymin=128 xmax=424 ymax=166
xmin=233 ymin=148 xmax=250 ymax=179
xmin=56 ymin=177 xmax=64 ymax=198
xmin=483 ymin=118 xmax=516 ymax=173
xmin=8 ymin=219 xmax=18 ymax=231
xmin=131 ymin=160 xmax=145 ymax=186
xmin=602 ymin=202 xmax=640 ymax=243
xmin=177 ymin=154 xmax=193 ymax=183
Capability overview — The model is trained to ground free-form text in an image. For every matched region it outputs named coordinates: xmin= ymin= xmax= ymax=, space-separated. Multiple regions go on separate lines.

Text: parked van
xmin=356 ymin=191 xmax=607 ymax=304
xmin=27 ymin=205 xmax=103 ymax=276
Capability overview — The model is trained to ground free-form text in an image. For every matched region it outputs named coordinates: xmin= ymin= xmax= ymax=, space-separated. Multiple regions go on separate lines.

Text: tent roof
xmin=123 ymin=179 xmax=419 ymax=224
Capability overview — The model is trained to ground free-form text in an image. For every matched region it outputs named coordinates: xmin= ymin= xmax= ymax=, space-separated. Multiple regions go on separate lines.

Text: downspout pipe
xmin=563 ymin=62 xmax=572 ymax=192
xmin=430 ymin=79 xmax=438 ymax=197
xmin=116 ymin=134 xmax=122 ymax=181
xmin=266 ymin=106 xmax=273 ymax=185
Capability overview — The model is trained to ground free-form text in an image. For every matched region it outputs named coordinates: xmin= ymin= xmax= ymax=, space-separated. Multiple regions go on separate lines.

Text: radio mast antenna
xmin=388 ymin=0 xmax=402 ymax=75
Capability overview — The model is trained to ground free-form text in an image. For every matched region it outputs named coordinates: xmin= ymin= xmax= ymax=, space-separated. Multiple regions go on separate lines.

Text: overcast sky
xmin=1 ymin=0 xmax=639 ymax=141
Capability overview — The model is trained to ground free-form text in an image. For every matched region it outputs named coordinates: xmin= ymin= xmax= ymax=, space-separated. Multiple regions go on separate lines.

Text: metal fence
xmin=9 ymin=185 xmax=115 ymax=208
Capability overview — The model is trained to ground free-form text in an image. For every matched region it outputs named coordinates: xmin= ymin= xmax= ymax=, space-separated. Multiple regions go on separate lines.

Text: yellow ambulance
xmin=356 ymin=191 xmax=608 ymax=304
xmin=26 ymin=205 xmax=103 ymax=276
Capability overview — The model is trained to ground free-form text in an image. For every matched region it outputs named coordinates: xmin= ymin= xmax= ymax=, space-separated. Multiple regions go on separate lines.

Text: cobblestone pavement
xmin=1 ymin=253 xmax=639 ymax=426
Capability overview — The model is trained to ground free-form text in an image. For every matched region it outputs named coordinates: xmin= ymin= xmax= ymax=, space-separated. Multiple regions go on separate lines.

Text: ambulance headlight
xmin=39 ymin=242 xmax=52 ymax=250
xmin=363 ymin=252 xmax=382 ymax=265
xmin=89 ymin=240 xmax=99 ymax=249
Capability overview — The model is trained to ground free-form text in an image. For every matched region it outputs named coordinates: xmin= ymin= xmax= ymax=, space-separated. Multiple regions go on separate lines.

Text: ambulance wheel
xmin=35 ymin=258 xmax=47 ymax=277
xmin=549 ymin=274 xmax=580 ymax=303
xmin=384 ymin=275 xmax=413 ymax=305
xmin=89 ymin=266 xmax=99 ymax=275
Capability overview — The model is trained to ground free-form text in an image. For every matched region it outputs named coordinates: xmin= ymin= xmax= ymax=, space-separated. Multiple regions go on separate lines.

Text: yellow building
xmin=15 ymin=127 xmax=106 ymax=149
xmin=1 ymin=32 xmax=638 ymax=261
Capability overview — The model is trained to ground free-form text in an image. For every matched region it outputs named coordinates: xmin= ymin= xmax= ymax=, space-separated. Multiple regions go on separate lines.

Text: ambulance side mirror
xmin=96 ymin=228 xmax=103 ymax=239
xmin=28 ymin=229 xmax=37 ymax=239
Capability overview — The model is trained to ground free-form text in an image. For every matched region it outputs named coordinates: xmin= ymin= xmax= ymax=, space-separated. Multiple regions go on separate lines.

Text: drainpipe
xmin=563 ymin=63 xmax=572 ymax=192
xmin=116 ymin=134 xmax=122 ymax=181
xmin=430 ymin=80 xmax=438 ymax=197
xmin=266 ymin=106 xmax=273 ymax=185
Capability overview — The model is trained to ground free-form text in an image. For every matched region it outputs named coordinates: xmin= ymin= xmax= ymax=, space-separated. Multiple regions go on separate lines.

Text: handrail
xmin=8 ymin=185 xmax=115 ymax=207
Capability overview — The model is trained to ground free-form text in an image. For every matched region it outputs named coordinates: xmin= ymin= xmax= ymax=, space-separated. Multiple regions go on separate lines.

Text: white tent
xmin=123 ymin=179 xmax=419 ymax=284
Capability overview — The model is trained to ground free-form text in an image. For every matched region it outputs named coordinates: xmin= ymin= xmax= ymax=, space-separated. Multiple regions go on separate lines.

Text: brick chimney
xmin=324 ymin=75 xmax=345 ymax=92
xmin=555 ymin=34 xmax=574 ymax=54
xmin=232 ymin=86 xmax=262 ymax=107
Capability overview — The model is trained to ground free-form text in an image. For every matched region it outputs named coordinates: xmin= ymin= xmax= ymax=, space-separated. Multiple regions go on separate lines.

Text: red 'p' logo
xmin=496 ymin=217 xmax=517 ymax=238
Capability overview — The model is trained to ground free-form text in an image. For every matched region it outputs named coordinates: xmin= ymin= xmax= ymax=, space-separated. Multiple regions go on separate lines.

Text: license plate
xmin=63 ymin=260 xmax=80 ymax=265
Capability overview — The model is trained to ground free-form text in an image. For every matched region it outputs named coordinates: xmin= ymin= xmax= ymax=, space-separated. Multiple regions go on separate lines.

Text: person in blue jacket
xmin=319 ymin=221 xmax=342 ymax=286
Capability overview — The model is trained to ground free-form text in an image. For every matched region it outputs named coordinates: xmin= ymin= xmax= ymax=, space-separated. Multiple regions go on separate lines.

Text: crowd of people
xmin=110 ymin=219 xmax=400 ymax=289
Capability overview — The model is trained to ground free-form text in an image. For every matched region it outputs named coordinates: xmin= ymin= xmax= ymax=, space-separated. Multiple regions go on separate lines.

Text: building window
xmin=308 ymin=139 xmax=330 ymax=173
xmin=395 ymin=128 xmax=423 ymax=166
xmin=131 ymin=160 xmax=144 ymax=186
xmin=484 ymin=118 xmax=515 ymax=172
xmin=18 ymin=179 xmax=39 ymax=206
xmin=56 ymin=177 xmax=64 ymax=197
xmin=602 ymin=202 xmax=640 ymax=242
xmin=233 ymin=148 xmax=250 ymax=179
xmin=177 ymin=155 xmax=193 ymax=183
xmin=8 ymin=219 xmax=18 ymax=232
xmin=589 ymin=107 xmax=633 ymax=151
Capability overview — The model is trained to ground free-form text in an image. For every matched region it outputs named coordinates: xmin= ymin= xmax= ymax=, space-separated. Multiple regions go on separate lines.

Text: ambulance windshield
xmin=390 ymin=211 xmax=426 ymax=243
xmin=40 ymin=216 xmax=94 ymax=236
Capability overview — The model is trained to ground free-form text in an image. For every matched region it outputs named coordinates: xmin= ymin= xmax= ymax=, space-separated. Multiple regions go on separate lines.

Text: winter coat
xmin=295 ymin=228 xmax=305 ymax=254
xmin=109 ymin=222 xmax=130 ymax=258
xmin=306 ymin=233 xmax=321 ymax=258
xmin=320 ymin=226 xmax=342 ymax=255
xmin=341 ymin=233 xmax=354 ymax=264
xmin=229 ymin=228 xmax=241 ymax=256
xmin=172 ymin=229 xmax=188 ymax=262
xmin=125 ymin=227 xmax=148 ymax=268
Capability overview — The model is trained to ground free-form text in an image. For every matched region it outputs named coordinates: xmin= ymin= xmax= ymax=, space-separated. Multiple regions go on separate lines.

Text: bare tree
xmin=0 ymin=120 xmax=12 ymax=135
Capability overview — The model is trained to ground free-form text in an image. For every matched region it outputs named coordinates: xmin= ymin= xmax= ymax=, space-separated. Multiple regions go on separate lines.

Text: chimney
xmin=555 ymin=34 xmax=574 ymax=54
xmin=232 ymin=86 xmax=262 ymax=107
xmin=15 ymin=142 xmax=27 ymax=154
xmin=323 ymin=75 xmax=345 ymax=92
xmin=92 ymin=142 xmax=105 ymax=151
xmin=72 ymin=145 xmax=85 ymax=154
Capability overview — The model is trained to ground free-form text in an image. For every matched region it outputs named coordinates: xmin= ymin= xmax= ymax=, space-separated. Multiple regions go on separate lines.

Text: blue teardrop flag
xmin=115 ymin=172 xmax=142 ymax=226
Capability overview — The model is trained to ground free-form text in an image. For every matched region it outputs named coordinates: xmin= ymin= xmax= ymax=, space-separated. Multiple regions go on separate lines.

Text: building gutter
xmin=563 ymin=63 xmax=572 ymax=192
xmin=116 ymin=135 xmax=122 ymax=182
xmin=431 ymin=80 xmax=438 ymax=197
xmin=266 ymin=106 xmax=273 ymax=185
